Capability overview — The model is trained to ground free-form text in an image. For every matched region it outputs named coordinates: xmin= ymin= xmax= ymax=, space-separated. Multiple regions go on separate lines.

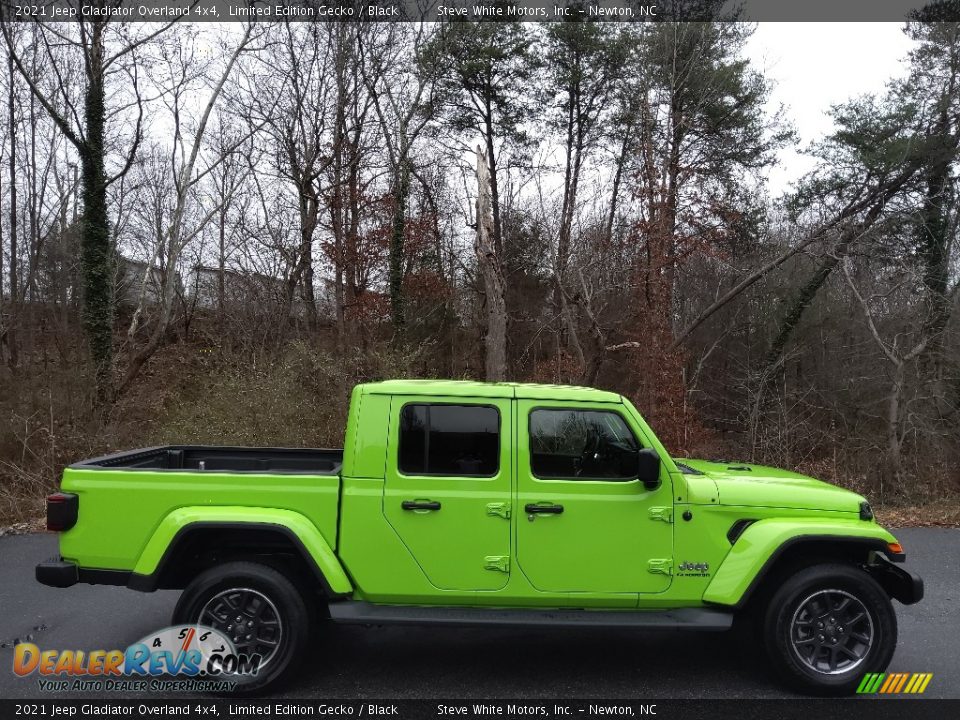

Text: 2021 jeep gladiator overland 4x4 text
xmin=37 ymin=380 xmax=922 ymax=694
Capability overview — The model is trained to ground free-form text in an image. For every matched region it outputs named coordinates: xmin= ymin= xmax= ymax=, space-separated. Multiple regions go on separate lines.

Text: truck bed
xmin=60 ymin=445 xmax=343 ymax=571
xmin=72 ymin=445 xmax=343 ymax=474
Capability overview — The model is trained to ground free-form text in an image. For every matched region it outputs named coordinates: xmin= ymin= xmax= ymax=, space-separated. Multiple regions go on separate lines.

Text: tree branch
xmin=1 ymin=21 xmax=83 ymax=150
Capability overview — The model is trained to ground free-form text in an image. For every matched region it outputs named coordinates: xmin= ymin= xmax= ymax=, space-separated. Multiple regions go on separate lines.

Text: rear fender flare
xmin=130 ymin=506 xmax=352 ymax=595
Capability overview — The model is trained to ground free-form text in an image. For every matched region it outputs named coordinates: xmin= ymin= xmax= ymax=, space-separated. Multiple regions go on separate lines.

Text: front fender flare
xmin=129 ymin=506 xmax=352 ymax=595
xmin=702 ymin=518 xmax=898 ymax=607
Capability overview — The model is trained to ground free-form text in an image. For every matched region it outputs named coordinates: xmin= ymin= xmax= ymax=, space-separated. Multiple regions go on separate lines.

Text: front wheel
xmin=172 ymin=561 xmax=310 ymax=693
xmin=762 ymin=563 xmax=897 ymax=696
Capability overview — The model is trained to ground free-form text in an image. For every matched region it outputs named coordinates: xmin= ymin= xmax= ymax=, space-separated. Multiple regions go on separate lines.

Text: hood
xmin=675 ymin=458 xmax=865 ymax=514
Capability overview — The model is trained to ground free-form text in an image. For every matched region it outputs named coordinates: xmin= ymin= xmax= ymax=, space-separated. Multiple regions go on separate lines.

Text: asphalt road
xmin=0 ymin=529 xmax=957 ymax=700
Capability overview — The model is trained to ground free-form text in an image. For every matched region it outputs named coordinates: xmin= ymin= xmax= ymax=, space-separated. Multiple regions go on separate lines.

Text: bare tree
xmin=359 ymin=22 xmax=437 ymax=338
xmin=843 ymin=259 xmax=931 ymax=488
xmin=544 ymin=22 xmax=629 ymax=374
xmin=327 ymin=22 xmax=375 ymax=349
xmin=475 ymin=146 xmax=506 ymax=381
xmin=1 ymin=9 xmax=177 ymax=395
xmin=5 ymin=43 xmax=17 ymax=368
xmin=121 ymin=24 xmax=256 ymax=393
xmin=245 ymin=23 xmax=338 ymax=333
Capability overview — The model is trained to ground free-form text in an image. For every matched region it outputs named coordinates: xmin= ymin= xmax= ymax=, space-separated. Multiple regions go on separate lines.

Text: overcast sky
xmin=747 ymin=23 xmax=915 ymax=196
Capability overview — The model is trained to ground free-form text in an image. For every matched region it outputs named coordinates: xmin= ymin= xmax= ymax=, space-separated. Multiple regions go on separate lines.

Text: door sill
xmin=328 ymin=601 xmax=732 ymax=630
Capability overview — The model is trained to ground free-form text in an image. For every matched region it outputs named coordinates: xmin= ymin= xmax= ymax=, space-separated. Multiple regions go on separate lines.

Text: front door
xmin=515 ymin=400 xmax=673 ymax=594
xmin=383 ymin=395 xmax=512 ymax=591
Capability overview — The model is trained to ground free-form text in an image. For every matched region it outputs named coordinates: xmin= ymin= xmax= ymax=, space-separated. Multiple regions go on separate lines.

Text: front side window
xmin=398 ymin=404 xmax=500 ymax=477
xmin=529 ymin=408 xmax=639 ymax=480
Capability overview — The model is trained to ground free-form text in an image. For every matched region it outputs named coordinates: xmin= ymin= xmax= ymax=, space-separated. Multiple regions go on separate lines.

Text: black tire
xmin=762 ymin=563 xmax=897 ymax=696
xmin=172 ymin=561 xmax=310 ymax=694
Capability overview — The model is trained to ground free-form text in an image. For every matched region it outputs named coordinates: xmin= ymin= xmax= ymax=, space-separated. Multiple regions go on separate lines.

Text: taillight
xmin=46 ymin=492 xmax=78 ymax=532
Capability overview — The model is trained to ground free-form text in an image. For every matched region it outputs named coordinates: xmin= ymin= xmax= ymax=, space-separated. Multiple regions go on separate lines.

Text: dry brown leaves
xmin=875 ymin=504 xmax=960 ymax=528
xmin=0 ymin=516 xmax=45 ymax=537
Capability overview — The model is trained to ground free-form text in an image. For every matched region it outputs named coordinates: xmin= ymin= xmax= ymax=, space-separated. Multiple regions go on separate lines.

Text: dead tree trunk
xmin=475 ymin=146 xmax=506 ymax=382
xmin=388 ymin=160 xmax=411 ymax=336
xmin=6 ymin=51 xmax=18 ymax=368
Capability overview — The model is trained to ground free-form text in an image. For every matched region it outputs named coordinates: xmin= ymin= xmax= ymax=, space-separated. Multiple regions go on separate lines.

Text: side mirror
xmin=637 ymin=448 xmax=661 ymax=490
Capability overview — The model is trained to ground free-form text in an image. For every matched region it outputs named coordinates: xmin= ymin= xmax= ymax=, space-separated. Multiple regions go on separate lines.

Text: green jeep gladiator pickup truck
xmin=37 ymin=380 xmax=922 ymax=694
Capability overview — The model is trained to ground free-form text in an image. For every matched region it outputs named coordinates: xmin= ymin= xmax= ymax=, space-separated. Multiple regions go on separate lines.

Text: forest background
xmin=1 ymin=3 xmax=958 ymax=527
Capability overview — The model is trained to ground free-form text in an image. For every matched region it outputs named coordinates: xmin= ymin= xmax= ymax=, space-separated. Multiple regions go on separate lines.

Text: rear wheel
xmin=762 ymin=563 xmax=897 ymax=696
xmin=172 ymin=561 xmax=309 ymax=693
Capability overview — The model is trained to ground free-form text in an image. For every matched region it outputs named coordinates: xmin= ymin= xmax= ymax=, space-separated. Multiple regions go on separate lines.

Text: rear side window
xmin=529 ymin=408 xmax=639 ymax=480
xmin=398 ymin=404 xmax=500 ymax=477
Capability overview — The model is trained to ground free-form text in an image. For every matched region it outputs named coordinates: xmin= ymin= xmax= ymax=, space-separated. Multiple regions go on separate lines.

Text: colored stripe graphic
xmin=857 ymin=672 xmax=932 ymax=694
xmin=879 ymin=674 xmax=898 ymax=693
xmin=865 ymin=673 xmax=885 ymax=693
xmin=856 ymin=674 xmax=877 ymax=693
xmin=870 ymin=673 xmax=887 ymax=693
xmin=893 ymin=673 xmax=909 ymax=693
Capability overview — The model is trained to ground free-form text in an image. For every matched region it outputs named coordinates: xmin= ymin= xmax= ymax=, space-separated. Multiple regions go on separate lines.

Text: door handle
xmin=402 ymin=500 xmax=441 ymax=511
xmin=525 ymin=503 xmax=564 ymax=514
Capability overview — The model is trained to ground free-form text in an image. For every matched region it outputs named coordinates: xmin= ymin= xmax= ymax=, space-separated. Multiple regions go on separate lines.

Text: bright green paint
xmin=513 ymin=398 xmax=673 ymax=594
xmin=133 ymin=506 xmax=352 ymax=594
xmin=364 ymin=379 xmax=621 ymax=403
xmin=56 ymin=380 xmax=901 ymax=611
xmin=701 ymin=518 xmax=898 ymax=605
xmin=677 ymin=458 xmax=867 ymax=513
xmin=338 ymin=475 xmax=646 ymax=608
xmin=59 ymin=467 xmax=339 ymax=571
xmin=382 ymin=394 xmax=513 ymax=591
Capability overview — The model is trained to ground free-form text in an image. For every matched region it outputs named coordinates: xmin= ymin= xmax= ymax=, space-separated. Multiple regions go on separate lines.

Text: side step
xmin=328 ymin=601 xmax=733 ymax=631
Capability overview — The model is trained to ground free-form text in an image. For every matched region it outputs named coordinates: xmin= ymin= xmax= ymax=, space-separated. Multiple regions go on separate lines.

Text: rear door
xmin=515 ymin=399 xmax=673 ymax=594
xmin=383 ymin=395 xmax=512 ymax=591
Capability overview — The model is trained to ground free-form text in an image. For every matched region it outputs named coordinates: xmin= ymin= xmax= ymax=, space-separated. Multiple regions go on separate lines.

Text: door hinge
xmin=484 ymin=555 xmax=510 ymax=573
xmin=648 ymin=506 xmax=673 ymax=523
xmin=648 ymin=558 xmax=673 ymax=576
xmin=486 ymin=502 xmax=511 ymax=520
